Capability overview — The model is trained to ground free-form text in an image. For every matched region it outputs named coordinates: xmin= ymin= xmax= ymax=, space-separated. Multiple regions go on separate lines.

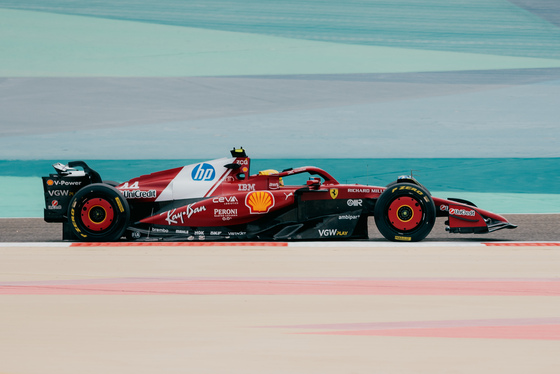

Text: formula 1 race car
xmin=42 ymin=148 xmax=516 ymax=242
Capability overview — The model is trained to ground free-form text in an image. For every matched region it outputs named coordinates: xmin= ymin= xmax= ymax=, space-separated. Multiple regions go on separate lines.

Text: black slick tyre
xmin=374 ymin=183 xmax=436 ymax=242
xmin=68 ymin=183 xmax=130 ymax=241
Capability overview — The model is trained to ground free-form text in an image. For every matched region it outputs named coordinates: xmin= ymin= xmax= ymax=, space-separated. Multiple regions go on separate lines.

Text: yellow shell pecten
xmin=246 ymin=191 xmax=274 ymax=213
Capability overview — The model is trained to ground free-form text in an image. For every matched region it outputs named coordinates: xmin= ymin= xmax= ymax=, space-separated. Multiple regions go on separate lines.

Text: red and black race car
xmin=42 ymin=148 xmax=516 ymax=242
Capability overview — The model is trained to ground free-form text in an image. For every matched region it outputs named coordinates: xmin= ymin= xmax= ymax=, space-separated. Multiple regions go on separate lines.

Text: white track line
xmin=0 ymin=242 xmax=73 ymax=247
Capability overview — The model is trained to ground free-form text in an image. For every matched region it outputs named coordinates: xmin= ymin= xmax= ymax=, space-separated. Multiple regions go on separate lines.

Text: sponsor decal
xmin=235 ymin=159 xmax=249 ymax=165
xmin=214 ymin=208 xmax=237 ymax=220
xmin=191 ymin=163 xmax=216 ymax=181
xmin=70 ymin=205 xmax=85 ymax=237
xmin=450 ymin=208 xmax=476 ymax=217
xmin=151 ymin=228 xmax=169 ymax=233
xmin=338 ymin=215 xmax=360 ymax=220
xmin=194 ymin=230 xmax=204 ymax=235
xmin=186 ymin=204 xmax=206 ymax=218
xmin=284 ymin=192 xmax=293 ymax=200
xmin=228 ymin=231 xmax=246 ymax=236
xmin=348 ymin=188 xmax=370 ymax=193
xmin=329 ymin=188 xmax=338 ymax=199
xmin=246 ymin=191 xmax=275 ymax=214
xmin=131 ymin=231 xmax=141 ymax=239
xmin=161 ymin=203 xmax=207 ymax=225
xmin=392 ymin=185 xmax=424 ymax=196
xmin=269 ymin=182 xmax=280 ymax=189
xmin=162 ymin=209 xmax=183 ymax=225
xmin=120 ymin=181 xmax=139 ymax=189
xmin=287 ymin=167 xmax=306 ymax=175
xmin=348 ymin=188 xmax=383 ymax=194
xmin=210 ymin=231 xmax=222 ymax=236
xmin=47 ymin=179 xmax=82 ymax=186
xmin=395 ymin=236 xmax=412 ymax=241
xmin=440 ymin=204 xmax=448 ymax=212
xmin=238 ymin=184 xmax=256 ymax=192
xmin=214 ymin=208 xmax=237 ymax=215
xmin=212 ymin=196 xmax=239 ymax=205
xmin=48 ymin=200 xmax=62 ymax=210
xmin=175 ymin=229 xmax=189 ymax=235
xmin=115 ymin=197 xmax=125 ymax=213
xmin=121 ymin=190 xmax=156 ymax=199
xmin=63 ymin=180 xmax=82 ymax=186
xmin=318 ymin=229 xmax=349 ymax=237
xmin=48 ymin=190 xmax=71 ymax=197
xmin=347 ymin=199 xmax=363 ymax=207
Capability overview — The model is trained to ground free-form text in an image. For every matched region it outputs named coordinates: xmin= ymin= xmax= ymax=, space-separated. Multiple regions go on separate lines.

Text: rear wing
xmin=42 ymin=161 xmax=101 ymax=222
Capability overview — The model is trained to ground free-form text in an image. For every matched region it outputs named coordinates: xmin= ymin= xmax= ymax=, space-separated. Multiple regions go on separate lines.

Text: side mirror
xmin=306 ymin=177 xmax=321 ymax=188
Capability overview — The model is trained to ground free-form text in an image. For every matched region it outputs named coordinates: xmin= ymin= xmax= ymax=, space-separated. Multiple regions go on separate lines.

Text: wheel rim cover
xmin=387 ymin=196 xmax=423 ymax=231
xmin=81 ymin=198 xmax=114 ymax=231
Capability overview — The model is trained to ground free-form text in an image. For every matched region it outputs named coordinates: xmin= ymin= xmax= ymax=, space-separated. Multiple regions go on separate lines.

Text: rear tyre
xmin=374 ymin=183 xmax=435 ymax=242
xmin=68 ymin=183 xmax=130 ymax=241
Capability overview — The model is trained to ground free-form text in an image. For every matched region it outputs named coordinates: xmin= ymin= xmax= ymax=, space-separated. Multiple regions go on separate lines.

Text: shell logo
xmin=245 ymin=191 xmax=275 ymax=214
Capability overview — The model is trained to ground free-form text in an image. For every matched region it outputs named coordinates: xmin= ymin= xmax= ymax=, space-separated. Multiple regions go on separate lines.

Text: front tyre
xmin=68 ymin=184 xmax=130 ymax=241
xmin=374 ymin=183 xmax=435 ymax=242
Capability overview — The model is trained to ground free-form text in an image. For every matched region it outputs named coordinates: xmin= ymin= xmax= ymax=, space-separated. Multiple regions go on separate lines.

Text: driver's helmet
xmin=258 ymin=169 xmax=283 ymax=186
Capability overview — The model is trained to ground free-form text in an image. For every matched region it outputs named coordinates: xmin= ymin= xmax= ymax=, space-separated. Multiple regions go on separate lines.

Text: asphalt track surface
xmin=1 ymin=214 xmax=558 ymax=242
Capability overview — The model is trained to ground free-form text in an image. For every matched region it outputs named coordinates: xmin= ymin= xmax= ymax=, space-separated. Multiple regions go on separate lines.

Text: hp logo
xmin=192 ymin=163 xmax=216 ymax=181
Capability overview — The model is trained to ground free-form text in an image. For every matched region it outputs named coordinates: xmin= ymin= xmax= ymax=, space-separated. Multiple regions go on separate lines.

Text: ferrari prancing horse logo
xmin=329 ymin=188 xmax=338 ymax=199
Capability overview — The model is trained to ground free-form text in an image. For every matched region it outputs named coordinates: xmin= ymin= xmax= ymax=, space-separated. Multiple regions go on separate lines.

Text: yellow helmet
xmin=258 ymin=169 xmax=283 ymax=186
